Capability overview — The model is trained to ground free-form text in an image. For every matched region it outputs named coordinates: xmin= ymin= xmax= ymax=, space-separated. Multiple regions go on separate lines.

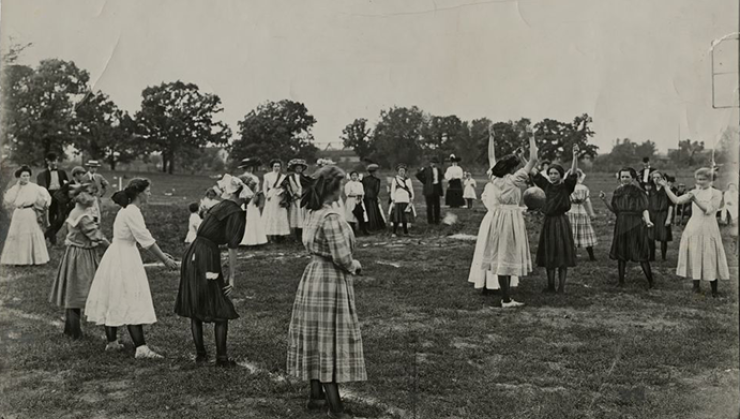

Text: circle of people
xmin=1 ymin=135 xmax=737 ymax=417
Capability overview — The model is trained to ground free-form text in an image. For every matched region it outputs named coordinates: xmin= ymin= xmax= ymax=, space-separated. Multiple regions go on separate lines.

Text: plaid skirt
xmin=287 ymin=256 xmax=367 ymax=383
xmin=568 ymin=204 xmax=596 ymax=248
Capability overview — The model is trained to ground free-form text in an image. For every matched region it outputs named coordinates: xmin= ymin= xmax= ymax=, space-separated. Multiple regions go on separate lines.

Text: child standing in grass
xmin=599 ymin=168 xmax=655 ymax=289
xmin=647 ymin=171 xmax=673 ymax=261
xmin=660 ymin=168 xmax=730 ymax=297
xmin=185 ymin=203 xmax=201 ymax=245
xmin=463 ymin=171 xmax=477 ymax=209
xmin=567 ymin=168 xmax=597 ymax=261
xmin=49 ymin=184 xmax=109 ymax=339
xmin=530 ymin=146 xmax=579 ymax=294
xmin=390 ymin=164 xmax=414 ymax=238
xmin=85 ymin=179 xmax=179 ymax=359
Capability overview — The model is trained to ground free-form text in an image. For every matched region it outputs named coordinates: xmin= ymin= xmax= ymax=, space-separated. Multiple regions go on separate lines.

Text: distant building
xmin=315 ymin=144 xmax=361 ymax=164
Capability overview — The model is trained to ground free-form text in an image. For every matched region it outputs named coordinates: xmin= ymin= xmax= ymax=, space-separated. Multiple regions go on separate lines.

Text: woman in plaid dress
xmin=567 ymin=169 xmax=597 ymax=261
xmin=287 ymin=165 xmax=365 ymax=418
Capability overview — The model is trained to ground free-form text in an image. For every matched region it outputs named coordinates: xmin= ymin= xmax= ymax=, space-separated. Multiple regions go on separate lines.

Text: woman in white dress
xmin=85 ymin=178 xmax=179 ymax=358
xmin=468 ymin=170 xmax=520 ymax=292
xmin=1 ymin=166 xmax=51 ymax=266
xmin=262 ymin=160 xmax=291 ymax=242
xmin=286 ymin=159 xmax=310 ymax=241
xmin=463 ymin=172 xmax=477 ymax=209
xmin=660 ymin=168 xmax=730 ymax=297
xmin=344 ymin=171 xmax=367 ymax=234
xmin=238 ymin=158 xmax=268 ymax=246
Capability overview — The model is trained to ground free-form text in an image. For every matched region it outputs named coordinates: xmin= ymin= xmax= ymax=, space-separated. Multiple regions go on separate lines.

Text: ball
xmin=442 ymin=212 xmax=458 ymax=225
xmin=523 ymin=186 xmax=546 ymax=210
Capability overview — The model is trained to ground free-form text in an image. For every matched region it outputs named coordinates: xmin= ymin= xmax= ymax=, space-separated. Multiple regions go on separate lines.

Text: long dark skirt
xmin=648 ymin=210 xmax=673 ymax=242
xmin=363 ymin=197 xmax=386 ymax=231
xmin=610 ymin=213 xmax=650 ymax=262
xmin=536 ymin=214 xmax=576 ymax=269
xmin=174 ymin=236 xmax=239 ymax=322
xmin=445 ymin=179 xmax=465 ymax=208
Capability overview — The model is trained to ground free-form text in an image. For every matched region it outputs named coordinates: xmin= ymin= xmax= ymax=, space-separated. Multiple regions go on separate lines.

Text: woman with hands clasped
xmin=287 ymin=165 xmax=366 ymax=419
xmin=85 ymin=179 xmax=179 ymax=359
xmin=658 ymin=168 xmax=729 ymax=297
xmin=175 ymin=174 xmax=253 ymax=367
xmin=599 ymin=168 xmax=655 ymax=289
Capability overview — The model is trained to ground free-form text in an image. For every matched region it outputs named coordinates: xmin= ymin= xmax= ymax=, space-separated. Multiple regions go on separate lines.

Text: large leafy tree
xmin=135 ymin=81 xmax=231 ymax=174
xmin=420 ymin=115 xmax=466 ymax=163
xmin=2 ymin=59 xmax=90 ymax=164
xmin=230 ymin=100 xmax=318 ymax=167
xmin=370 ymin=106 xmax=424 ymax=168
xmin=341 ymin=118 xmax=374 ymax=161
xmin=533 ymin=114 xmax=598 ymax=162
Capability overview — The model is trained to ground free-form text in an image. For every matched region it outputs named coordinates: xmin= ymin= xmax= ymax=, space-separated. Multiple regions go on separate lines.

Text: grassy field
xmin=0 ymin=169 xmax=738 ymax=419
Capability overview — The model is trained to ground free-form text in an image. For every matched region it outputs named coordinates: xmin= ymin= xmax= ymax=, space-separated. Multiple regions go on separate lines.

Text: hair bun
xmin=111 ymin=191 xmax=131 ymax=207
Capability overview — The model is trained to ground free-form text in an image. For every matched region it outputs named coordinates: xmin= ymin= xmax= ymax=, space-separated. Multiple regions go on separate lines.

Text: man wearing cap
xmin=361 ymin=163 xmax=386 ymax=231
xmin=237 ymin=158 xmax=268 ymax=246
xmin=415 ymin=157 xmax=444 ymax=224
xmin=37 ymin=152 xmax=70 ymax=245
xmin=86 ymin=160 xmax=109 ymax=202
xmin=286 ymin=159 xmax=311 ymax=241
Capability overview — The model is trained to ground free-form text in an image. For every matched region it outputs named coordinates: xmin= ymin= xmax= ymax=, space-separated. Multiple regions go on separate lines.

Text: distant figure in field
xmin=237 ymin=158 xmax=267 ymax=247
xmin=463 ymin=171 xmax=477 ymax=209
xmin=1 ymin=165 xmax=52 ymax=266
xmin=416 ymin=157 xmax=444 ymax=224
xmin=262 ymin=159 xmax=291 ymax=242
xmin=567 ymin=168 xmax=597 ymax=261
xmin=637 ymin=157 xmax=655 ymax=189
xmin=86 ymin=160 xmax=109 ymax=222
xmin=444 ymin=154 xmax=465 ymax=208
xmin=184 ymin=202 xmax=201 ymax=245
xmin=661 ymin=168 xmax=730 ymax=297
xmin=286 ymin=159 xmax=311 ymax=241
xmin=390 ymin=164 xmax=414 ymax=238
xmin=37 ymin=152 xmax=70 ymax=245
xmin=344 ymin=171 xmax=368 ymax=235
xmin=360 ymin=164 xmax=386 ymax=231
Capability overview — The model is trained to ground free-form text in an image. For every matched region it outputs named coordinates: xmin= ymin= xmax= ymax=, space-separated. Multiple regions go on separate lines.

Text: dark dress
xmin=647 ymin=187 xmax=673 ymax=242
xmin=445 ymin=179 xmax=466 ymax=208
xmin=609 ymin=184 xmax=650 ymax=262
xmin=175 ymin=200 xmax=246 ymax=322
xmin=361 ymin=175 xmax=386 ymax=231
xmin=533 ymin=173 xmax=577 ymax=269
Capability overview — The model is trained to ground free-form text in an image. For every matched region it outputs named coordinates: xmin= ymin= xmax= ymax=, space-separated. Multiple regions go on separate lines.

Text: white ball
xmin=443 ymin=212 xmax=458 ymax=225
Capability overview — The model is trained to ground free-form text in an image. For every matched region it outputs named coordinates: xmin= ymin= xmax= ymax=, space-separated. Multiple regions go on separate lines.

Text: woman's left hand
xmin=646 ymin=221 xmax=654 ymax=228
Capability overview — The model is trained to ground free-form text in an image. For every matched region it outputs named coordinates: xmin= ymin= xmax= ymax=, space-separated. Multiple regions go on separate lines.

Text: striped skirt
xmin=287 ymin=256 xmax=367 ymax=384
xmin=568 ymin=204 xmax=596 ymax=248
xmin=536 ymin=214 xmax=576 ymax=269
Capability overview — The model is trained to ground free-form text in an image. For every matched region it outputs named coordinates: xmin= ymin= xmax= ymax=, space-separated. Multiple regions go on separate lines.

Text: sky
xmin=1 ymin=0 xmax=738 ymax=154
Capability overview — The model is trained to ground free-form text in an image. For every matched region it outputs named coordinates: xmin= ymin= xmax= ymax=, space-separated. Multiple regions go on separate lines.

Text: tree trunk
xmin=162 ymin=154 xmax=168 ymax=173
xmin=168 ymin=152 xmax=174 ymax=174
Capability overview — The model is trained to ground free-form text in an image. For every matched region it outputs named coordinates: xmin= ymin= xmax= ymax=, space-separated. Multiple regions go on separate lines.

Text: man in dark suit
xmin=37 ymin=152 xmax=70 ymax=245
xmin=415 ymin=157 xmax=444 ymax=224
xmin=637 ymin=157 xmax=655 ymax=189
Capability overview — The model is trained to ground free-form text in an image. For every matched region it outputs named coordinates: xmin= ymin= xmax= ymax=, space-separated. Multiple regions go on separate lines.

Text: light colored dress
xmin=1 ymin=182 xmax=51 ymax=266
xmin=468 ymin=182 xmax=519 ymax=289
xmin=85 ymin=205 xmax=158 ymax=326
xmin=481 ymin=168 xmax=532 ymax=277
xmin=344 ymin=180 xmax=365 ymax=223
xmin=463 ymin=178 xmax=477 ymax=200
xmin=262 ymin=172 xmax=290 ymax=236
xmin=721 ymin=189 xmax=738 ymax=236
xmin=567 ymin=183 xmax=597 ymax=248
xmin=287 ymin=174 xmax=307 ymax=230
xmin=676 ymin=187 xmax=730 ymax=281
xmin=184 ymin=213 xmax=201 ymax=244
xmin=287 ymin=206 xmax=366 ymax=383
xmin=240 ymin=172 xmax=268 ymax=246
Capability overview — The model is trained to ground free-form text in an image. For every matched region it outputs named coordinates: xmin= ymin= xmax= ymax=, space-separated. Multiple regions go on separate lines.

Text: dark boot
xmin=710 ymin=280 xmax=718 ymax=298
xmin=215 ymin=321 xmax=235 ymax=368
xmin=543 ymin=269 xmax=556 ymax=293
xmin=191 ymin=319 xmax=208 ymax=363
xmin=693 ymin=280 xmax=701 ymax=294
xmin=586 ymin=246 xmax=596 ymax=261
xmin=557 ymin=268 xmax=567 ymax=293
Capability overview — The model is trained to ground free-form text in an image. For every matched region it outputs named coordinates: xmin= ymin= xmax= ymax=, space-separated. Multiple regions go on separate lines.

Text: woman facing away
xmin=287 ymin=165 xmax=365 ymax=418
xmin=1 ymin=165 xmax=51 ymax=266
xmin=660 ymin=168 xmax=730 ymax=297
xmin=175 ymin=174 xmax=252 ymax=367
xmin=85 ymin=178 xmax=179 ymax=359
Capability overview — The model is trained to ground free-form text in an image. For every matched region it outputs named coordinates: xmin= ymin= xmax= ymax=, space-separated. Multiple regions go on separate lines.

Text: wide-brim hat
xmin=366 ymin=164 xmax=379 ymax=172
xmin=287 ymin=158 xmax=308 ymax=171
xmin=85 ymin=160 xmax=101 ymax=167
xmin=237 ymin=158 xmax=261 ymax=169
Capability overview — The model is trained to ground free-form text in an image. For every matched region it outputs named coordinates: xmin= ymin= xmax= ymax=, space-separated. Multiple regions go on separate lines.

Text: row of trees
xmin=339 ymin=109 xmax=599 ymax=169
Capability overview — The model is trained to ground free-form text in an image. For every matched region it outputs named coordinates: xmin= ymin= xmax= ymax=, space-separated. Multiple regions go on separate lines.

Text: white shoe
xmin=501 ymin=299 xmax=525 ymax=308
xmin=105 ymin=341 xmax=124 ymax=352
xmin=135 ymin=345 xmax=164 ymax=359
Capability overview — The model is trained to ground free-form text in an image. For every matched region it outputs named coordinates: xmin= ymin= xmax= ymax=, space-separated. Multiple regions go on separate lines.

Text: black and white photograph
xmin=0 ymin=1 xmax=739 ymax=418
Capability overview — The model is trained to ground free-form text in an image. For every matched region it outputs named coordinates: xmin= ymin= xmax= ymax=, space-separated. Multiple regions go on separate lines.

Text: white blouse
xmin=444 ymin=165 xmax=464 ymax=181
xmin=391 ymin=177 xmax=414 ymax=204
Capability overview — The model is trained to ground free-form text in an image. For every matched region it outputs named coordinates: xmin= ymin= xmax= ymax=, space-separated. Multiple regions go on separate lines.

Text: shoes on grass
xmin=105 ymin=341 xmax=124 ymax=352
xmin=135 ymin=345 xmax=164 ymax=359
xmin=501 ymin=299 xmax=524 ymax=308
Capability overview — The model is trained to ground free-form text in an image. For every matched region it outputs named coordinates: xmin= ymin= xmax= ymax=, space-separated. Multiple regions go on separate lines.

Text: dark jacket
xmin=415 ymin=166 xmax=444 ymax=197
xmin=37 ymin=168 xmax=69 ymax=191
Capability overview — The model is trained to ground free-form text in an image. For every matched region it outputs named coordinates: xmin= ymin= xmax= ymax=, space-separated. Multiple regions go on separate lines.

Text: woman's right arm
xmin=523 ymin=134 xmax=539 ymax=174
xmin=661 ymin=181 xmax=692 ymax=205
xmin=129 ymin=209 xmax=177 ymax=269
xmin=599 ymin=191 xmax=615 ymax=213
xmin=324 ymin=214 xmax=359 ymax=274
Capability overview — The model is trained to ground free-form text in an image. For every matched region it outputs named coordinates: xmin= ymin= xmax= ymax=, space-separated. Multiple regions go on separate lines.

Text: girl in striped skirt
xmin=568 ymin=169 xmax=597 ymax=261
xmin=531 ymin=146 xmax=579 ymax=293
xmin=287 ymin=165 xmax=365 ymax=418
xmin=599 ymin=168 xmax=655 ymax=288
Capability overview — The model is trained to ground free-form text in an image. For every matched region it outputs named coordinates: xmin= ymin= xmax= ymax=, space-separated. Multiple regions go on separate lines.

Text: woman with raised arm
xmin=567 ymin=168 xmax=598 ymax=261
xmin=659 ymin=168 xmax=729 ymax=297
xmin=287 ymin=165 xmax=365 ymax=418
xmin=599 ymin=168 xmax=654 ymax=289
xmin=85 ymin=178 xmax=179 ymax=359
xmin=646 ymin=171 xmax=673 ymax=261
xmin=480 ymin=129 xmax=538 ymax=308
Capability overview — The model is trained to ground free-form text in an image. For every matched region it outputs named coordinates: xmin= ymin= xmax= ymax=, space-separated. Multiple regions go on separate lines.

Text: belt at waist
xmin=195 ymin=236 xmax=218 ymax=247
xmin=496 ymin=204 xmax=523 ymax=210
xmin=617 ymin=211 xmax=643 ymax=215
xmin=17 ymin=204 xmax=35 ymax=209
xmin=312 ymin=254 xmax=333 ymax=262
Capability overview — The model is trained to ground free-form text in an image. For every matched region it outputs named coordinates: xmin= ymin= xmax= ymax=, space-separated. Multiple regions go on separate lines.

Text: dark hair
xmin=349 ymin=171 xmax=359 ymax=177
xmin=491 ymin=154 xmax=520 ymax=178
xmin=547 ymin=164 xmax=565 ymax=178
xmin=45 ymin=152 xmax=58 ymax=162
xmin=189 ymin=202 xmax=199 ymax=213
xmin=302 ymin=166 xmax=346 ymax=211
xmin=642 ymin=157 xmax=650 ymax=163
xmin=618 ymin=167 xmax=638 ymax=180
xmin=14 ymin=165 xmax=32 ymax=178
xmin=111 ymin=178 xmax=150 ymax=208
